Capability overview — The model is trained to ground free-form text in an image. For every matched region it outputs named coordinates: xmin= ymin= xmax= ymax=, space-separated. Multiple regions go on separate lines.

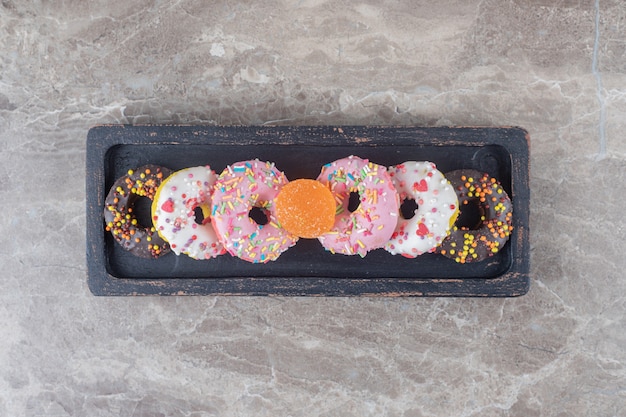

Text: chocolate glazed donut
xmin=104 ymin=165 xmax=172 ymax=258
xmin=438 ymin=169 xmax=513 ymax=263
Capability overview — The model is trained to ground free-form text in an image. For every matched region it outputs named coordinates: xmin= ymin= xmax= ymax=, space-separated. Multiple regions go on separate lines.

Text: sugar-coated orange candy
xmin=275 ymin=179 xmax=336 ymax=239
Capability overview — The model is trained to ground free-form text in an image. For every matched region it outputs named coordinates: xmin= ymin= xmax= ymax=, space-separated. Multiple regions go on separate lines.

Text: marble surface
xmin=1 ymin=0 xmax=625 ymax=415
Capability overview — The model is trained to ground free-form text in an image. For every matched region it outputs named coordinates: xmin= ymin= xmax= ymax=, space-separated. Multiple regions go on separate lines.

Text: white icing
xmin=152 ymin=166 xmax=225 ymax=260
xmin=385 ymin=161 xmax=459 ymax=257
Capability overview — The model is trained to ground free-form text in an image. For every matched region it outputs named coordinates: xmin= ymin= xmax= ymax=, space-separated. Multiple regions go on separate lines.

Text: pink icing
xmin=316 ymin=156 xmax=399 ymax=257
xmin=211 ymin=159 xmax=298 ymax=263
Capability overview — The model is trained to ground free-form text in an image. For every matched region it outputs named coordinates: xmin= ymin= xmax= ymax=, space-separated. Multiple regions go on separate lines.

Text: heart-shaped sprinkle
xmin=413 ymin=179 xmax=428 ymax=192
xmin=161 ymin=199 xmax=174 ymax=213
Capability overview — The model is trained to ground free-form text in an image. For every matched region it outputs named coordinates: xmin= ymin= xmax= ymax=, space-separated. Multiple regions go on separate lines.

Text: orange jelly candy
xmin=275 ymin=179 xmax=336 ymax=239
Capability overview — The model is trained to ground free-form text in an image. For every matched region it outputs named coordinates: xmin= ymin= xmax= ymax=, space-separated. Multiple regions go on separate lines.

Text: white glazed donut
xmin=151 ymin=166 xmax=226 ymax=259
xmin=385 ymin=161 xmax=459 ymax=257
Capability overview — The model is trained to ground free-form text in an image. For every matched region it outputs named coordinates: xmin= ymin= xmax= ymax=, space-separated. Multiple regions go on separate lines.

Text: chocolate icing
xmin=104 ymin=164 xmax=173 ymax=259
xmin=438 ymin=169 xmax=513 ymax=263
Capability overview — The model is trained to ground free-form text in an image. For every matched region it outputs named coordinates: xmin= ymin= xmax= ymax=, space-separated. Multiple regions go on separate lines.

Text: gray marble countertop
xmin=1 ymin=1 xmax=624 ymax=416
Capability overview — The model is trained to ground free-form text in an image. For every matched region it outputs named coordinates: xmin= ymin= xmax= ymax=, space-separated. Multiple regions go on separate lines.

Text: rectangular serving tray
xmin=86 ymin=125 xmax=530 ymax=296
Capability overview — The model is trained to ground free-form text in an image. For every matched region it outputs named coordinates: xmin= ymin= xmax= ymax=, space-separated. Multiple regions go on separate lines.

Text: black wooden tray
xmin=86 ymin=125 xmax=530 ymax=296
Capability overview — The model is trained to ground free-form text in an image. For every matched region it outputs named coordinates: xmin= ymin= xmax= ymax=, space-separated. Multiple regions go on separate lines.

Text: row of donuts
xmin=104 ymin=156 xmax=513 ymax=264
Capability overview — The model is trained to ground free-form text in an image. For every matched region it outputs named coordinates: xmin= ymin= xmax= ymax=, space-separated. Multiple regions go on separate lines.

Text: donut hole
xmin=193 ymin=206 xmax=206 ymax=225
xmin=249 ymin=206 xmax=269 ymax=225
xmin=347 ymin=191 xmax=361 ymax=212
xmin=457 ymin=199 xmax=484 ymax=230
xmin=131 ymin=196 xmax=153 ymax=228
xmin=400 ymin=198 xmax=419 ymax=220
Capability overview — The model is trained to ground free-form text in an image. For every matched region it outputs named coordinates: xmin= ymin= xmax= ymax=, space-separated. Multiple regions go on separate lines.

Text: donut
xmin=438 ymin=169 xmax=513 ymax=263
xmin=385 ymin=161 xmax=459 ymax=257
xmin=210 ymin=159 xmax=298 ymax=263
xmin=316 ymin=155 xmax=399 ymax=257
xmin=274 ymin=179 xmax=336 ymax=238
xmin=104 ymin=164 xmax=172 ymax=258
xmin=151 ymin=166 xmax=226 ymax=260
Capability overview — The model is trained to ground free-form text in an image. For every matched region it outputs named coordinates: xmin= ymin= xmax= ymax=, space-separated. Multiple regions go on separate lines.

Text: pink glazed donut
xmin=316 ymin=156 xmax=399 ymax=257
xmin=211 ymin=159 xmax=298 ymax=263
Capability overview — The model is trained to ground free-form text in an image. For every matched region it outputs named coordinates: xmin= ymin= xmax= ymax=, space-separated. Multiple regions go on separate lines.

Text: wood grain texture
xmin=86 ymin=125 xmax=530 ymax=296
